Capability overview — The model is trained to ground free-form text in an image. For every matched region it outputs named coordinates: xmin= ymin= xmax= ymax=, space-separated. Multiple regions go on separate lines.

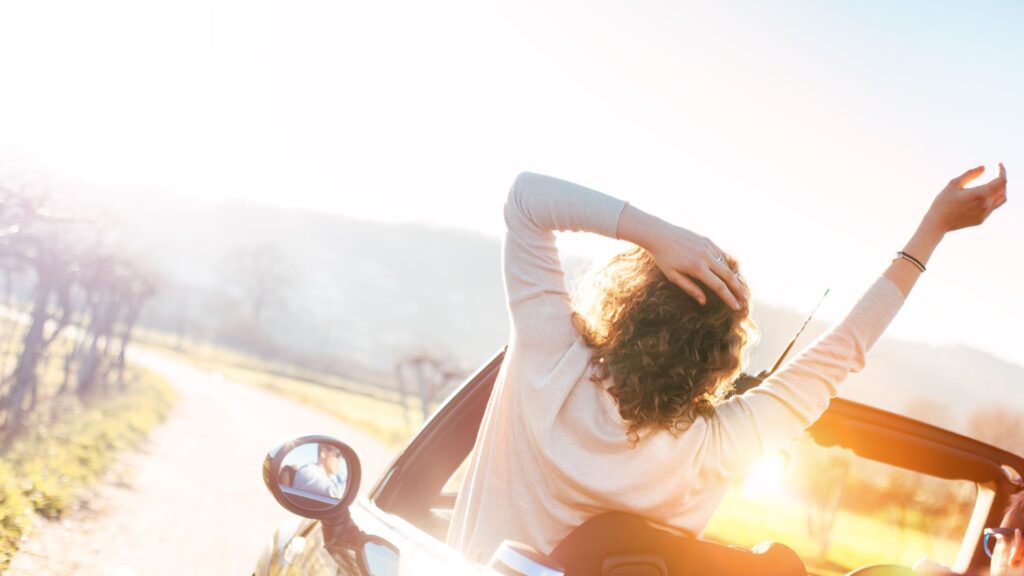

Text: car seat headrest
xmin=551 ymin=512 xmax=806 ymax=576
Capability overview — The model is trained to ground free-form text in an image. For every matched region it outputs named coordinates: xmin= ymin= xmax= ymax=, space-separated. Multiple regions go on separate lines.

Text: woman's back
xmin=446 ymin=172 xmax=907 ymax=562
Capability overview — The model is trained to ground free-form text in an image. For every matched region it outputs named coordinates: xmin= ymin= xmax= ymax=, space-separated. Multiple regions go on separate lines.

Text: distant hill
xmin=69 ymin=191 xmax=512 ymax=378
xmin=62 ymin=189 xmax=1024 ymax=440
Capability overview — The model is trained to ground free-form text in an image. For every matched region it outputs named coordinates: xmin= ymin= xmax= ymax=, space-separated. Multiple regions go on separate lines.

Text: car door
xmin=267 ymin=346 xmax=1024 ymax=575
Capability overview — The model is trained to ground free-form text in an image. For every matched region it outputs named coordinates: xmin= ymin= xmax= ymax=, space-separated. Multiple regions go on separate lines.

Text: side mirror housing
xmin=263 ymin=435 xmax=399 ymax=576
xmin=263 ymin=435 xmax=361 ymax=519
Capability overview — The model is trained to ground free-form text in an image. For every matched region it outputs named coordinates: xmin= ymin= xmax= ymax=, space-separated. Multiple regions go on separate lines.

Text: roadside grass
xmin=197 ymin=354 xmax=413 ymax=447
xmin=135 ymin=331 xmax=421 ymax=448
xmin=0 ymin=317 xmax=177 ymax=571
xmin=0 ymin=364 xmax=176 ymax=571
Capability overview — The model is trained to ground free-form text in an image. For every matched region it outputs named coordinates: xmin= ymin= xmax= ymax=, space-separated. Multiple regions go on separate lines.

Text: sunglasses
xmin=984 ymin=527 xmax=1021 ymax=558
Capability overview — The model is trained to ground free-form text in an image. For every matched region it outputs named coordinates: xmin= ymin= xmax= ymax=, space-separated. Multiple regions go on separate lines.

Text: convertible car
xmin=253 ymin=348 xmax=1024 ymax=576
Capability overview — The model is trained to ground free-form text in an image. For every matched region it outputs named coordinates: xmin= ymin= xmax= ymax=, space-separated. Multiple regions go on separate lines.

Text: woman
xmin=447 ymin=165 xmax=1008 ymax=563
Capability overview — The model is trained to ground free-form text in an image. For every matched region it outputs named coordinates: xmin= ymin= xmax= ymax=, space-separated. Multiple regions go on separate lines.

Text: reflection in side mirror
xmin=279 ymin=443 xmax=349 ymax=511
xmin=263 ymin=435 xmax=361 ymax=520
xmin=360 ymin=536 xmax=401 ymax=576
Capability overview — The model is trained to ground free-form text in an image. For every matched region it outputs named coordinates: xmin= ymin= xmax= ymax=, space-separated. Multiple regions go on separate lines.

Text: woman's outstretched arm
xmin=707 ymin=164 xmax=1008 ymax=475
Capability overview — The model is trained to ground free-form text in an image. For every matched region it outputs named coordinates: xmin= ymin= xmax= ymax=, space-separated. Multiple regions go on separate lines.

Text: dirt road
xmin=6 ymin=348 xmax=397 ymax=576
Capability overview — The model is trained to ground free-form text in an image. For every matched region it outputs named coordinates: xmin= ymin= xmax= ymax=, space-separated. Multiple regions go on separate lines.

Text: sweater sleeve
xmin=705 ymin=276 xmax=906 ymax=476
xmin=502 ymin=172 xmax=628 ymax=353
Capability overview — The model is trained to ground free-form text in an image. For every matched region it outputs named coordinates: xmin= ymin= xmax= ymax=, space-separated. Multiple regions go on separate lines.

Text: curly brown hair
xmin=572 ymin=246 xmax=757 ymax=444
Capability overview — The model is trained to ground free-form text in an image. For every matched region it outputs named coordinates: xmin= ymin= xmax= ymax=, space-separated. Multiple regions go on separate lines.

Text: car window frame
xmin=370 ymin=347 xmax=504 ymax=537
xmin=807 ymin=399 xmax=1024 ymax=572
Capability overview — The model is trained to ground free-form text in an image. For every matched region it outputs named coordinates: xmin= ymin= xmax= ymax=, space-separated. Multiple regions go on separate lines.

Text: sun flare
xmin=740 ymin=452 xmax=789 ymax=500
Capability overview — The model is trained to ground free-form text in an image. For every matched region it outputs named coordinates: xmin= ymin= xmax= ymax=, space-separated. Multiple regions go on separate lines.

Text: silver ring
xmin=715 ymin=255 xmax=725 ymax=264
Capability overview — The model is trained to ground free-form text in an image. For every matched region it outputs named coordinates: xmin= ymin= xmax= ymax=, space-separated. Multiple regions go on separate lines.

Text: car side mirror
xmin=263 ymin=435 xmax=401 ymax=576
xmin=263 ymin=435 xmax=361 ymax=518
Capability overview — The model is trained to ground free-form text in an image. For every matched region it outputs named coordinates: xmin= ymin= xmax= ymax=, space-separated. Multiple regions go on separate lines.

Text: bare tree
xmin=75 ymin=257 xmax=153 ymax=398
xmin=0 ymin=180 xmax=158 ymax=444
xmin=395 ymin=350 xmax=463 ymax=427
xmin=0 ymin=191 xmax=75 ymax=437
xmin=788 ymin=442 xmax=852 ymax=559
xmin=75 ymin=255 xmax=117 ymax=398
xmin=225 ymin=244 xmax=290 ymax=331
xmin=111 ymin=269 xmax=156 ymax=388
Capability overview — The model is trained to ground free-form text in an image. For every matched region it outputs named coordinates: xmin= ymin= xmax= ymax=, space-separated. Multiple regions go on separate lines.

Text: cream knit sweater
xmin=447 ymin=172 xmax=906 ymax=562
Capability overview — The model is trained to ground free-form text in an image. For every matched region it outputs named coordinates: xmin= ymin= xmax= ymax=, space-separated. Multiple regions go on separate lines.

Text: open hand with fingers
xmin=883 ymin=163 xmax=1009 ymax=297
xmin=925 ymin=163 xmax=1008 ymax=234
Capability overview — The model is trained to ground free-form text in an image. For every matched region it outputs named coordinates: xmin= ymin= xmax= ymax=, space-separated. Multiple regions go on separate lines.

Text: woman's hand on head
xmin=645 ymin=223 xmax=747 ymax=311
xmin=924 ymin=164 xmax=1008 ymax=235
xmin=616 ymin=203 xmax=746 ymax=310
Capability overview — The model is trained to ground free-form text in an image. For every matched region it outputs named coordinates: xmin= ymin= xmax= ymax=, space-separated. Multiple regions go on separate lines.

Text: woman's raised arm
xmin=502 ymin=172 xmax=627 ymax=351
xmin=707 ymin=164 xmax=1009 ymax=476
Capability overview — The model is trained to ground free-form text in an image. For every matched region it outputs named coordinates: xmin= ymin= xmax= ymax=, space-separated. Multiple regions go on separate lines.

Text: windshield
xmin=704 ymin=434 xmax=980 ymax=576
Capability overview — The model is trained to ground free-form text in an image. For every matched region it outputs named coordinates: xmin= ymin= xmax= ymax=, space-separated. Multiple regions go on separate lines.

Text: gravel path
xmin=5 ymin=348 xmax=397 ymax=576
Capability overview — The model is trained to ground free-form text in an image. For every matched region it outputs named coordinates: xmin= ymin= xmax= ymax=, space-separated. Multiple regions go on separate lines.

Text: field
xmin=705 ymin=484 xmax=965 ymax=575
xmin=135 ymin=330 xmax=423 ymax=447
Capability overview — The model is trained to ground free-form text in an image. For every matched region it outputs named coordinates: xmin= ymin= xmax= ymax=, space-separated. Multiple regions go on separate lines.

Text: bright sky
xmin=1 ymin=1 xmax=1022 ymax=365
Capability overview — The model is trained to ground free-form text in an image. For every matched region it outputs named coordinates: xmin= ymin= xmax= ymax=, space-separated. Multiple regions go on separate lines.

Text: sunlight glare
xmin=740 ymin=452 xmax=789 ymax=500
